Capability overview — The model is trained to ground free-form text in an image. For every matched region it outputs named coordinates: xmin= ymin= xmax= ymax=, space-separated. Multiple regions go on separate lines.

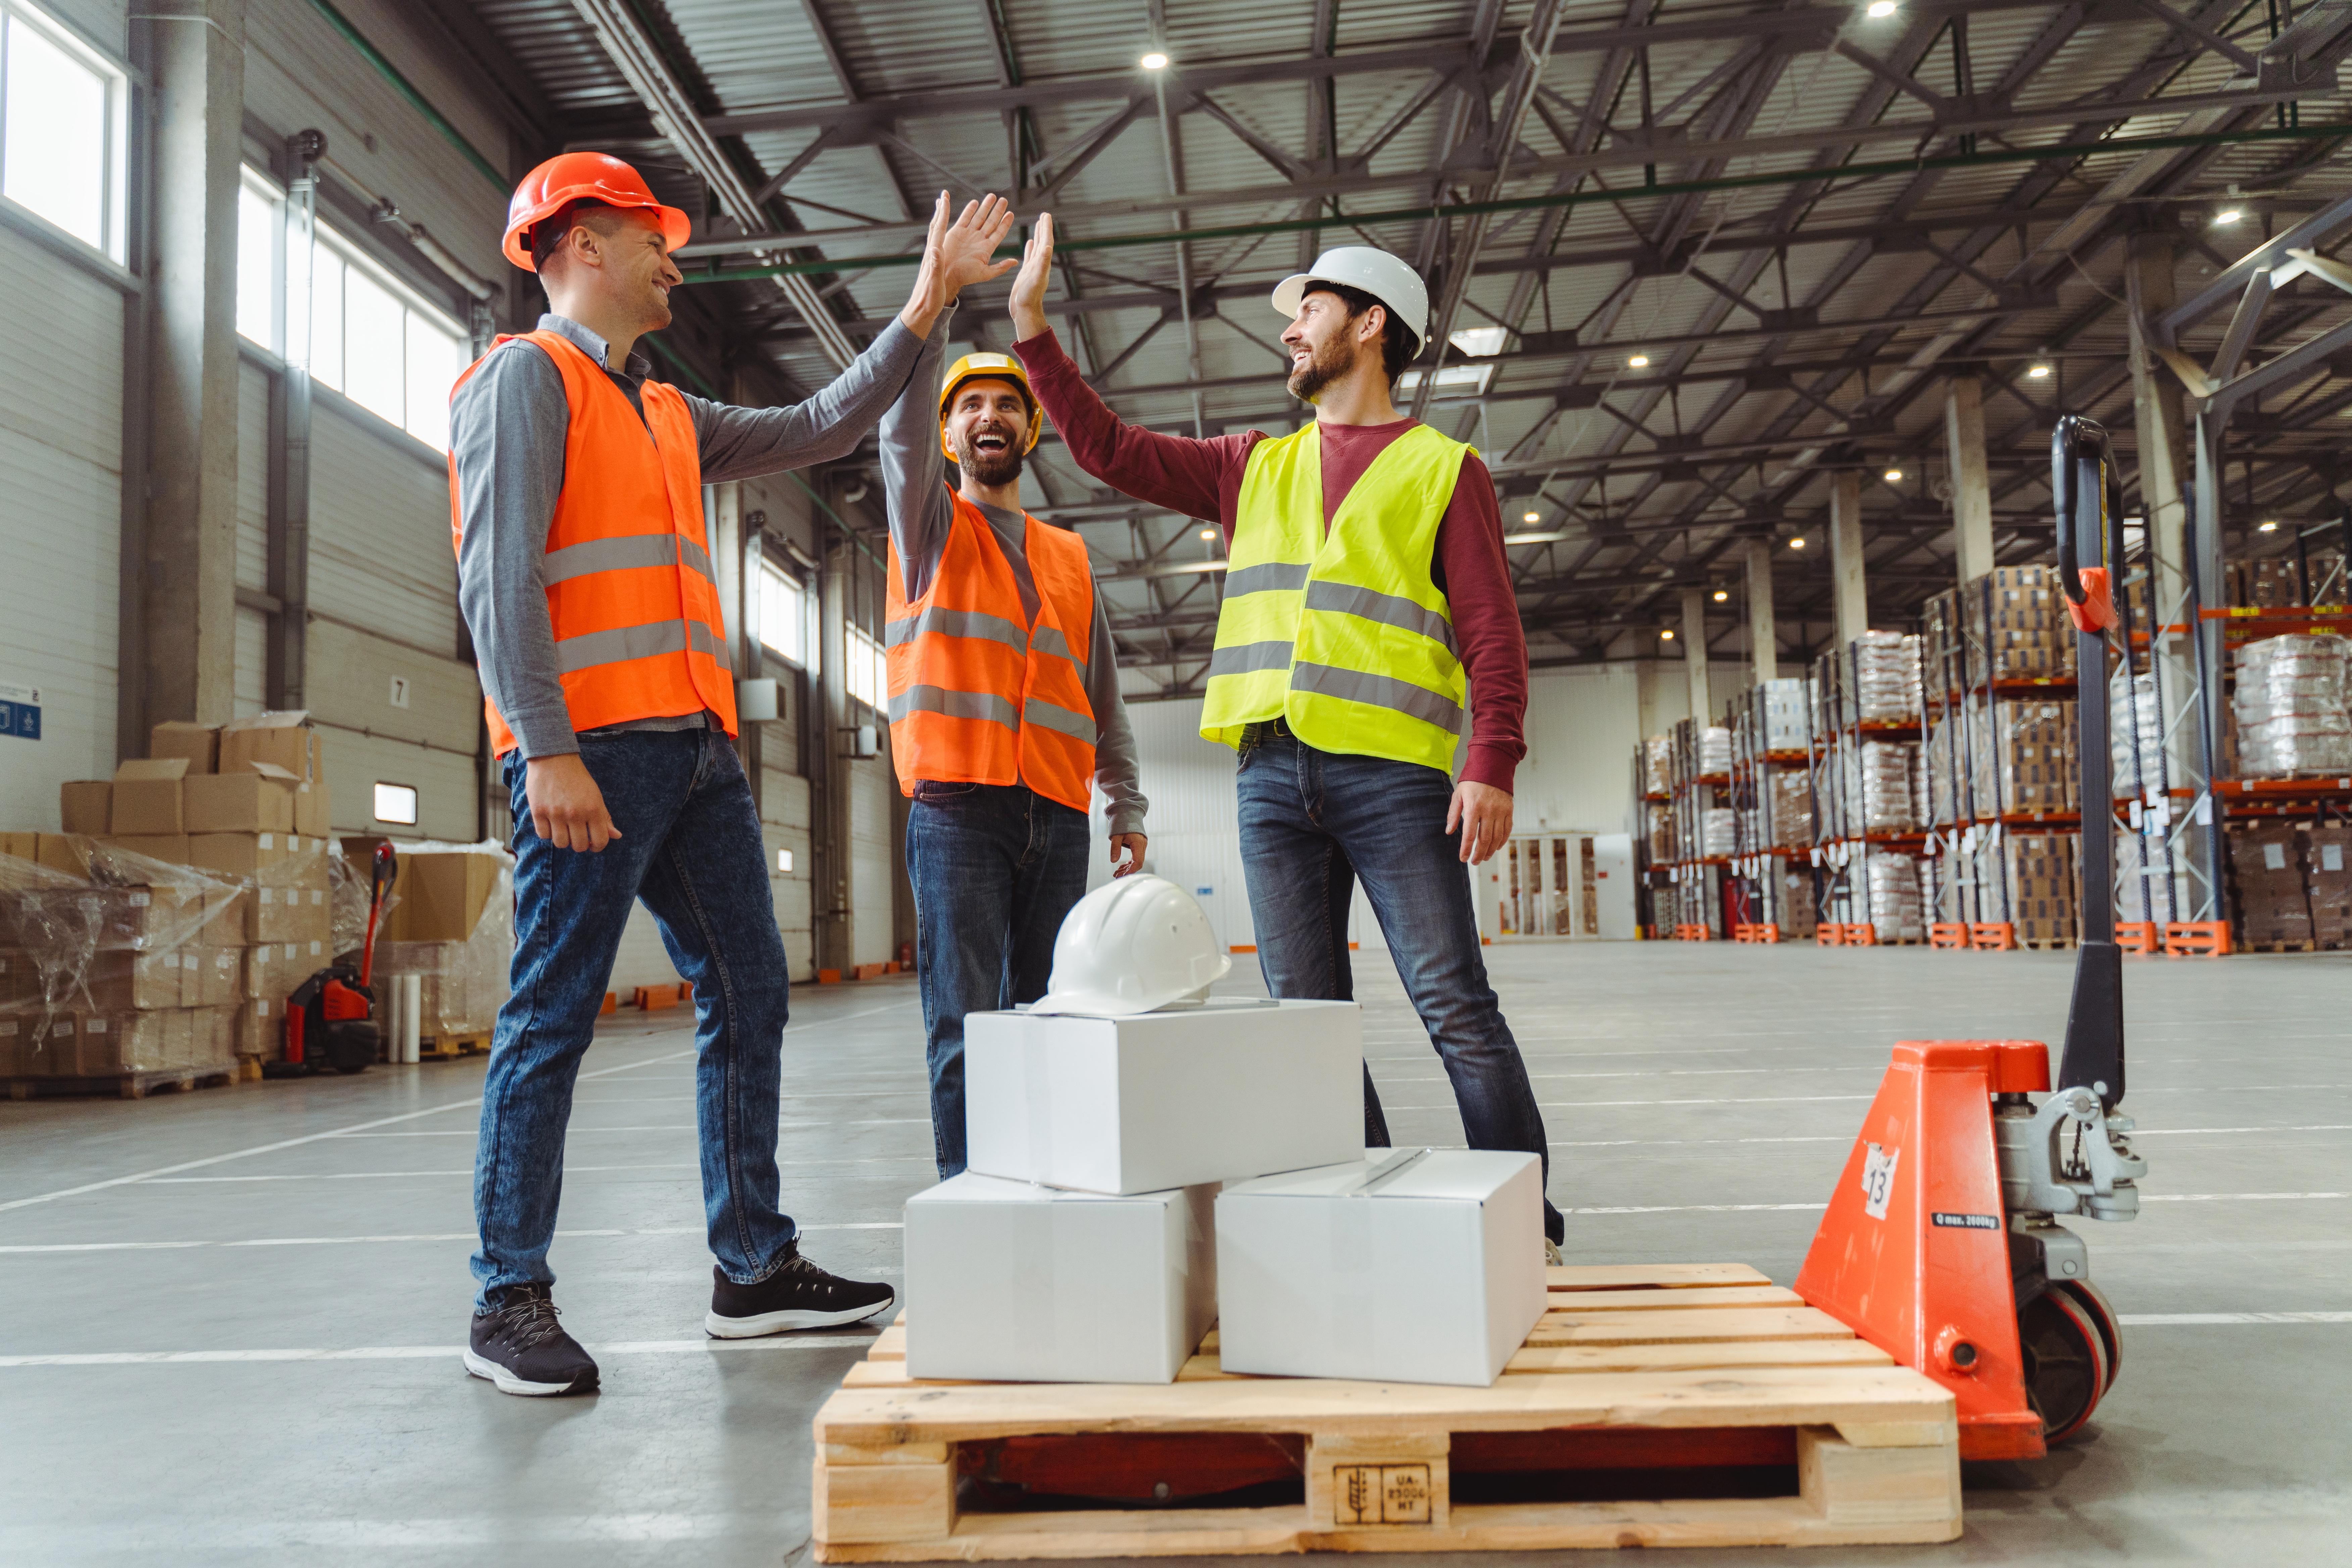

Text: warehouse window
xmin=235 ymin=166 xmax=469 ymax=451
xmin=373 ymin=782 xmax=418 ymax=826
xmin=0 ymin=1 xmax=130 ymax=261
xmin=846 ymin=624 xmax=886 ymax=712
xmin=758 ymin=559 xmax=808 ymax=666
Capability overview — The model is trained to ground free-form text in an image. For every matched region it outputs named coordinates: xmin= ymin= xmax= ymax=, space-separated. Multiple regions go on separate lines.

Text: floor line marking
xmin=2118 ymin=1312 xmax=2352 ymax=1325
xmin=0 ymin=1335 xmax=880 ymax=1369
xmin=0 ymin=1221 xmax=905 ymax=1255
xmin=0 ymin=1001 xmax=916 ymax=1217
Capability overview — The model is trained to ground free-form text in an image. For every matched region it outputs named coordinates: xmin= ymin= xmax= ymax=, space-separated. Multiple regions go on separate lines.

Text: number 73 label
xmin=1860 ymin=1142 xmax=1899 ymax=1221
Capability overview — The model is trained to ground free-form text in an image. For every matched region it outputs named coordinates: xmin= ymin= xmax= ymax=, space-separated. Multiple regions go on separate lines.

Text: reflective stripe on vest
xmin=884 ymin=488 xmax=1099 ymax=812
xmin=1198 ymin=423 xmax=1471 ymax=772
xmin=447 ymin=330 xmax=737 ymax=755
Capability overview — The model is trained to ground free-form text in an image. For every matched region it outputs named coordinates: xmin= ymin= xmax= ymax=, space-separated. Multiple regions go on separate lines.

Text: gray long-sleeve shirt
xmin=451 ymin=312 xmax=931 ymax=759
xmin=879 ymin=309 xmax=1146 ymax=836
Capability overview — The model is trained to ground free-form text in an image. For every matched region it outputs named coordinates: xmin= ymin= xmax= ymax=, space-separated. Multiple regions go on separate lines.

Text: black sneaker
xmin=705 ymin=1243 xmax=896 ymax=1338
xmin=464 ymin=1283 xmax=599 ymax=1397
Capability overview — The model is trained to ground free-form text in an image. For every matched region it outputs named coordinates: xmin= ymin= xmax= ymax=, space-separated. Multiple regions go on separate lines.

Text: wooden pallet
xmin=3 ymin=1064 xmax=239 ymax=1101
xmin=812 ymin=1263 xmax=1960 ymax=1560
xmin=417 ymin=1032 xmax=491 ymax=1061
xmin=2240 ymin=939 xmax=2316 ymax=953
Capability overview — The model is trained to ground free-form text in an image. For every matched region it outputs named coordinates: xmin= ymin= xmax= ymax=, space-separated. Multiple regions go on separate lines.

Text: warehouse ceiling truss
xmin=443 ymin=0 xmax=2352 ymax=698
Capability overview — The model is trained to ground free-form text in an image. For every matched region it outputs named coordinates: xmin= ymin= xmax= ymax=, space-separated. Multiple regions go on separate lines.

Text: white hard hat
xmin=1271 ymin=247 xmax=1429 ymax=350
xmin=1028 ymin=875 xmax=1233 ymax=1017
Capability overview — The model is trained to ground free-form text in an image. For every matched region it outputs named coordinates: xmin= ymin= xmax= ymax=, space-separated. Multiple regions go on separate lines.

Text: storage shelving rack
xmin=1663 ymin=716 xmax=1729 ymax=938
xmin=1806 ymin=640 xmax=1926 ymax=942
xmin=1726 ymin=681 xmax=1812 ymax=939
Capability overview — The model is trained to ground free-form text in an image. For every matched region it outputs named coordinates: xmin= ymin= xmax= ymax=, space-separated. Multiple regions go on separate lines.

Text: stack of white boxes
xmin=903 ymin=997 xmax=1548 ymax=1388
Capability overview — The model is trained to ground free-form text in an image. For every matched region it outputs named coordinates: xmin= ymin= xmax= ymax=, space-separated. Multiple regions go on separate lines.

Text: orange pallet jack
xmin=1797 ymin=416 xmax=2146 ymax=1460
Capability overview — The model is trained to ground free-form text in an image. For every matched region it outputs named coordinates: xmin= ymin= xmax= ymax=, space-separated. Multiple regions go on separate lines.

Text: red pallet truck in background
xmin=264 ymin=842 xmax=398 ymax=1078
xmin=1796 ymin=415 xmax=2146 ymax=1460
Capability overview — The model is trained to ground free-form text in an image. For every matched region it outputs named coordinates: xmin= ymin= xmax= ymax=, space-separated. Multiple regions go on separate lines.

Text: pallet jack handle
xmin=2050 ymin=415 xmax=2127 ymax=1112
xmin=358 ymin=842 xmax=397 ymax=989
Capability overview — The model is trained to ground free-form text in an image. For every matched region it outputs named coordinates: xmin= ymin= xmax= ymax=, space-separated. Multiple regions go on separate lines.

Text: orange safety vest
xmin=885 ymin=489 xmax=1098 ymax=814
xmin=447 ymin=330 xmax=737 ymax=755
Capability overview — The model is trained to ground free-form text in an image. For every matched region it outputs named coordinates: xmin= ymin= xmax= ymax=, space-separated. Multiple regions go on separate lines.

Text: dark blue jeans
xmin=905 ymin=781 xmax=1090 ymax=1179
xmin=1237 ymin=735 xmax=1563 ymax=1243
xmin=472 ymin=728 xmax=796 ymax=1309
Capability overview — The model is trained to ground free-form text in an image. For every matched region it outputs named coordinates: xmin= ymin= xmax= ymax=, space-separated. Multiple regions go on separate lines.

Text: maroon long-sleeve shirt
xmin=1013 ymin=329 xmax=1528 ymax=792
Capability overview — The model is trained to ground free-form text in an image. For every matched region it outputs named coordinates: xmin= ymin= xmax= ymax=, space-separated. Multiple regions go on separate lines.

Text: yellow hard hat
xmin=939 ymin=352 xmax=1043 ymax=460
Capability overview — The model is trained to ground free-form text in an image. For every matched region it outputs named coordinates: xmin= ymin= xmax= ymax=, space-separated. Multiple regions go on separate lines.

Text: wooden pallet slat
xmin=810 ymin=1261 xmax=1961 ymax=1560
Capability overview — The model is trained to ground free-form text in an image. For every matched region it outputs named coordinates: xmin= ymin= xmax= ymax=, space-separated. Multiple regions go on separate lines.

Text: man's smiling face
xmin=948 ymin=379 xmax=1031 ymax=486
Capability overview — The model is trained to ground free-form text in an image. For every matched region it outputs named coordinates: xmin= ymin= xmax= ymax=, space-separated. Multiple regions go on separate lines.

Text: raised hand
xmin=935 ymin=192 xmax=1018 ymax=295
xmin=1007 ymin=212 xmax=1055 ymax=342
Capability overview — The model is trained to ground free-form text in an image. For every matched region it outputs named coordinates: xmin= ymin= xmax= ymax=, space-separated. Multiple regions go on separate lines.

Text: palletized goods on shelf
xmin=1852 ymin=631 xmax=1923 ymax=722
xmin=1759 ymin=677 xmax=1810 ymax=749
xmin=2109 ymin=672 xmax=2167 ymax=797
xmin=1863 ymin=849 xmax=1924 ymax=942
xmin=2231 ymin=634 xmax=2352 ymax=779
xmin=1641 ymin=733 xmax=1673 ymax=796
xmin=1837 ymin=740 xmax=1917 ymax=833
xmin=1770 ymin=770 xmax=1813 ymax=848
xmin=1697 ymin=725 xmax=1732 ymax=776
xmin=1701 ymin=807 xmax=1737 ymax=857
xmin=1970 ymin=699 xmax=2078 ymax=817
xmin=2228 ymin=820 xmax=2314 ymax=946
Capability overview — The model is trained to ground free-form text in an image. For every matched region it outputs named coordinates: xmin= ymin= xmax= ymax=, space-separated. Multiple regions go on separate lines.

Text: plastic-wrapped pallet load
xmin=1863 ymin=849 xmax=1924 ymax=942
xmin=1840 ymin=740 xmax=1917 ymax=831
xmin=1697 ymin=725 xmax=1732 ymax=776
xmin=1968 ymin=700 xmax=2078 ymax=818
xmin=0 ymin=840 xmax=244 ymax=1082
xmin=2114 ymin=822 xmax=2178 ymax=926
xmin=2109 ymin=671 xmax=2168 ymax=796
xmin=2003 ymin=832 xmax=2078 ymax=946
xmin=1770 ymin=770 xmax=1814 ymax=848
xmin=1641 ymin=733 xmax=1673 ymax=795
xmin=1701 ymin=807 xmax=1737 ymax=857
xmin=1779 ymin=865 xmax=1818 ymax=938
xmin=2227 ymin=821 xmax=2314 ymax=946
xmin=1760 ymin=677 xmax=1811 ymax=749
xmin=1969 ymin=565 xmax=2078 ymax=681
xmin=1852 ymin=630 xmax=1922 ymax=721
xmin=2308 ymin=823 xmax=2350 ymax=948
xmin=369 ymin=841 xmax=516 ymax=1042
xmin=1646 ymin=803 xmax=1675 ymax=863
xmin=2232 ymin=634 xmax=2352 ymax=778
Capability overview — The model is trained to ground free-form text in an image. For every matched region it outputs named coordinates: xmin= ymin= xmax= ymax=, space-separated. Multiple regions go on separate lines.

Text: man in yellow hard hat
xmin=448 ymin=152 xmax=1014 ymax=1397
xmin=876 ymin=202 xmax=1148 ymax=1177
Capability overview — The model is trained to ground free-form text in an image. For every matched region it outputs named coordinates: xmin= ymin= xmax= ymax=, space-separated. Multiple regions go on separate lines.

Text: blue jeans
xmin=472 ymin=727 xmax=796 ymax=1309
xmin=905 ymin=781 xmax=1090 ymax=1179
xmin=1236 ymin=735 xmax=1563 ymax=1244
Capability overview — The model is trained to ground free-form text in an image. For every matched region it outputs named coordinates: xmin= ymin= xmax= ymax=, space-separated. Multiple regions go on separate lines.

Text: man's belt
xmin=1237 ymin=716 xmax=1296 ymax=751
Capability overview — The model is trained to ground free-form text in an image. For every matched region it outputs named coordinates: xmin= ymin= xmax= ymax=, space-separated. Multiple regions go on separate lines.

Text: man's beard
xmin=954 ymin=436 xmax=1025 ymax=488
xmin=1286 ymin=335 xmax=1354 ymax=403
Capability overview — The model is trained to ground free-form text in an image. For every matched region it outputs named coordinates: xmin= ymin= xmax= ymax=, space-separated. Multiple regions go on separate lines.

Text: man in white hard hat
xmin=1006 ymin=220 xmax=1563 ymax=1257
xmin=876 ymin=195 xmax=1149 ymax=1180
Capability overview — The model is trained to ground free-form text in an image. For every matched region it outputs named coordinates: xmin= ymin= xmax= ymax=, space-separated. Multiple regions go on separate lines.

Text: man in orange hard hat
xmin=874 ymin=199 xmax=1148 ymax=1178
xmin=449 ymin=150 xmax=1011 ymax=1397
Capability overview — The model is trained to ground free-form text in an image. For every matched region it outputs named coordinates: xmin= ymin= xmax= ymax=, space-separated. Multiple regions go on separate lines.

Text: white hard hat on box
xmin=1271 ymin=246 xmax=1429 ymax=351
xmin=1028 ymin=875 xmax=1233 ymax=1018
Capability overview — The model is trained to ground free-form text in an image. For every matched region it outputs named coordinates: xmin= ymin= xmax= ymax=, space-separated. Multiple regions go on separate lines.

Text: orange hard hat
xmin=502 ymin=151 xmax=692 ymax=272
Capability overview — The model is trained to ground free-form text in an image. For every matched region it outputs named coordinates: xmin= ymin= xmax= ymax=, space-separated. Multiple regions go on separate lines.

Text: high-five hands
xmin=899 ymin=191 xmax=1018 ymax=336
xmin=1007 ymin=212 xmax=1055 ymax=342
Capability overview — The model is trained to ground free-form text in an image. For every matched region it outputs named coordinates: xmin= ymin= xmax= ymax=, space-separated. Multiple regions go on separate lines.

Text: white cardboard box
xmin=904 ymin=1173 xmax=1217 ymax=1384
xmin=1215 ymin=1148 xmax=1547 ymax=1386
xmin=964 ymin=998 xmax=1361 ymax=1194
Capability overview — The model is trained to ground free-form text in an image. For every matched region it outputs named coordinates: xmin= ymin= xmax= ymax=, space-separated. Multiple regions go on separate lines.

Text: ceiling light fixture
xmin=1883 ymin=468 xmax=1904 ymax=483
xmin=1627 ymin=354 xmax=1650 ymax=368
xmin=1866 ymin=0 xmax=1898 ymax=15
xmin=2214 ymin=208 xmax=2242 ymax=225
xmin=1523 ymin=511 xmax=1541 ymax=524
xmin=2258 ymin=520 xmax=2279 ymax=532
xmin=1713 ymin=589 xmax=1729 ymax=602
xmin=2027 ymin=362 xmax=2052 ymax=379
xmin=1661 ymin=628 xmax=1676 ymax=640
xmin=1198 ymin=527 xmax=1216 ymax=540
xmin=1790 ymin=537 xmax=1807 ymax=549
xmin=1139 ymin=51 xmax=1169 ymax=69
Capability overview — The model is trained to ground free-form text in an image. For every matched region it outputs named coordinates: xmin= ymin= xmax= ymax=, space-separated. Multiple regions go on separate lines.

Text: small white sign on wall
xmin=388 ymin=676 xmax=410 ymax=709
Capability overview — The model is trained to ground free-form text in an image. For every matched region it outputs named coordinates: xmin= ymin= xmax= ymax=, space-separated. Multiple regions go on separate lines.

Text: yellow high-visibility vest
xmin=1198 ymin=423 xmax=1471 ymax=772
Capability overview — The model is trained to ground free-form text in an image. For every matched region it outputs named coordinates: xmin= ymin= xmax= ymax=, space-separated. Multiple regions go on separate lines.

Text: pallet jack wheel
xmin=2020 ymin=1286 xmax=2110 ymax=1443
xmin=2054 ymin=1277 xmax=2122 ymax=1392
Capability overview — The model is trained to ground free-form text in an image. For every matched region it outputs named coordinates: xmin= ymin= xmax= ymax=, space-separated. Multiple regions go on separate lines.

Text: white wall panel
xmin=235 ymin=360 xmax=268 ymax=592
xmin=763 ymin=764 xmax=813 ymax=981
xmin=42 ymin=0 xmax=126 ymax=54
xmin=307 ymin=403 xmax=458 ymax=655
xmin=0 ymin=228 xmax=122 ymax=829
xmin=304 ymin=619 xmax=477 ymax=754
xmin=609 ymin=905 xmax=686 ymax=996
xmin=234 ymin=606 xmax=267 ymax=719
xmin=317 ymin=723 xmax=475 ymax=842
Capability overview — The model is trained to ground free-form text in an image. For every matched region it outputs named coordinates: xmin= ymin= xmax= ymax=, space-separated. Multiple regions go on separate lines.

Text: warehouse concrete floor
xmin=2 ymin=943 xmax=2347 ymax=1567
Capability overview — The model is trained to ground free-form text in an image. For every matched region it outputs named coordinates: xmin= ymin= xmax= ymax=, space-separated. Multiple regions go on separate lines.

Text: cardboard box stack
xmin=1640 ymin=734 xmax=1672 ymax=796
xmin=2002 ymin=831 xmax=2079 ymax=945
xmin=1976 ymin=566 xmax=2078 ymax=682
xmin=1646 ymin=802 xmax=1674 ymax=863
xmin=1862 ymin=849 xmax=1924 ymax=942
xmin=1852 ymin=630 xmax=1922 ymax=721
xmin=905 ymin=976 xmax=1548 ymax=1388
xmin=2231 ymin=634 xmax=2352 ymax=780
xmin=2228 ymin=820 xmax=2313 ymax=947
xmin=43 ymin=712 xmax=337 ymax=1069
xmin=370 ymin=842 xmax=514 ymax=1041
xmin=1778 ymin=864 xmax=1818 ymax=938
xmin=1759 ymin=677 xmax=1811 ymax=749
xmin=1837 ymin=739 xmax=1917 ymax=833
xmin=2235 ymin=549 xmax=2348 ymax=608
xmin=1972 ymin=700 xmax=2079 ymax=818
xmin=2307 ymin=824 xmax=2350 ymax=947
